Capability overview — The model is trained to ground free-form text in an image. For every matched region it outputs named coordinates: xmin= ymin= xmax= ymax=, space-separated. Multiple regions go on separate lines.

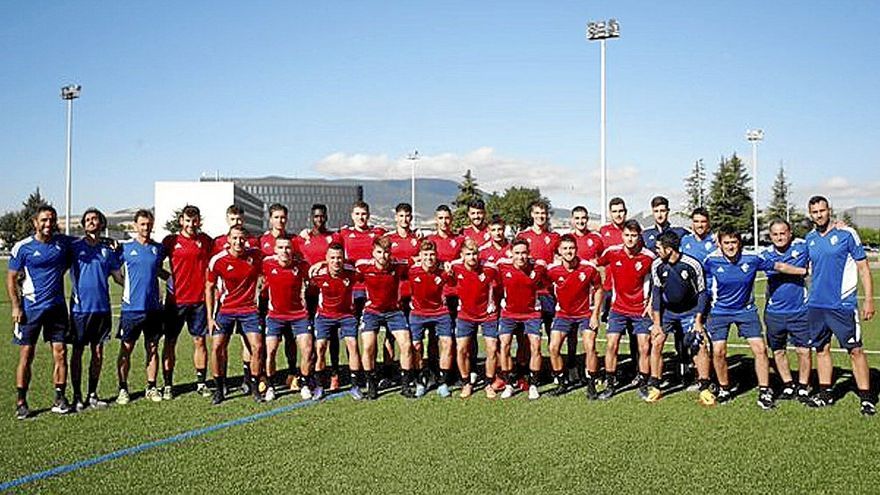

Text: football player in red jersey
xmin=461 ymin=199 xmax=491 ymax=246
xmin=496 ymin=239 xmax=549 ymax=400
xmin=516 ymin=201 xmax=560 ymax=339
xmin=595 ymin=220 xmax=656 ymax=400
xmin=450 ymin=239 xmax=499 ymax=398
xmin=262 ymin=238 xmax=315 ymax=401
xmin=570 ymin=206 xmax=604 ymax=261
xmin=356 ymin=237 xmax=414 ymax=399
xmin=384 ymin=202 xmax=421 ymax=385
xmin=479 ymin=215 xmax=512 ymax=263
xmin=161 ymin=205 xmax=214 ymax=399
xmin=547 ymin=235 xmax=603 ymax=397
xmin=311 ymin=243 xmax=364 ymax=400
xmin=206 ymin=225 xmax=264 ymax=404
xmin=408 ymin=240 xmax=455 ymax=398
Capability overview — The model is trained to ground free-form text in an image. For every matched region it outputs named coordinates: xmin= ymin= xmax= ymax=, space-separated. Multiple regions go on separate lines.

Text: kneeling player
xmin=595 ymin=221 xmax=655 ymax=400
xmin=263 ymin=238 xmax=316 ymax=401
xmin=206 ymin=225 xmax=264 ymax=404
xmin=356 ymin=237 xmax=414 ymax=399
xmin=547 ymin=235 xmax=603 ymax=397
xmin=311 ymin=243 xmax=363 ymax=400
xmin=451 ymin=239 xmax=499 ymax=398
xmin=409 ymin=240 xmax=454 ymax=398
xmin=497 ymin=239 xmax=548 ymax=400
xmin=704 ymin=227 xmax=775 ymax=409
xmin=648 ymin=231 xmax=713 ymax=404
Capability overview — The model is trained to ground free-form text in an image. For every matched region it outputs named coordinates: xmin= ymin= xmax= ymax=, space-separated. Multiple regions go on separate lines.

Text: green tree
xmin=682 ymin=158 xmax=707 ymax=214
xmin=165 ymin=208 xmax=183 ymax=235
xmin=707 ymin=153 xmax=753 ymax=233
xmin=762 ymin=163 xmax=809 ymax=238
xmin=0 ymin=188 xmax=52 ymax=246
xmin=485 ymin=186 xmax=551 ymax=231
xmin=856 ymin=227 xmax=880 ymax=247
xmin=452 ymin=169 xmax=483 ymax=229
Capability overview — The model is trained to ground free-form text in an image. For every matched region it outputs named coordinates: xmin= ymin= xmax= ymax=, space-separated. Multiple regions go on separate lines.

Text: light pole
xmin=61 ymin=84 xmax=82 ymax=235
xmin=746 ymin=128 xmax=764 ymax=251
xmin=407 ymin=150 xmax=419 ymax=220
xmin=587 ymin=18 xmax=620 ymax=225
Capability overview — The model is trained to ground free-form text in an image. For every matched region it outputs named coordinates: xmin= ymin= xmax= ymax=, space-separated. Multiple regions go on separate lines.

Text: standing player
xmin=262 ymin=238 xmax=315 ymax=401
xmin=760 ymin=219 xmax=811 ymax=401
xmin=642 ymin=196 xmax=689 ymax=252
xmin=116 ymin=210 xmax=167 ymax=405
xmin=7 ymin=206 xmax=73 ymax=418
xmin=384 ymin=202 xmax=421 ymax=386
xmin=516 ymin=201 xmax=560 ymax=331
xmin=703 ymin=227 xmax=775 ymax=409
xmin=647 ymin=230 xmax=714 ymax=404
xmin=206 ymin=225 xmax=264 ymax=404
xmin=451 ymin=239 xmax=499 ymax=398
xmin=68 ymin=208 xmax=122 ymax=411
xmin=408 ymin=240 xmax=454 ymax=398
xmin=547 ymin=235 xmax=603 ymax=397
xmin=497 ymin=239 xmax=549 ymax=400
xmin=595 ymin=221 xmax=656 ymax=400
xmin=479 ymin=216 xmax=512 ymax=264
xmin=461 ymin=199 xmax=491 ymax=246
xmin=680 ymin=207 xmax=716 ymax=263
xmin=311 ymin=243 xmax=363 ymax=400
xmin=795 ymin=196 xmax=875 ymax=415
xmin=598 ymin=198 xmax=638 ymax=370
xmin=258 ymin=204 xmax=295 ymax=391
xmin=161 ymin=205 xmax=214 ymax=399
xmin=425 ymin=205 xmax=463 ymax=383
xmin=356 ymin=237 xmax=414 ymax=399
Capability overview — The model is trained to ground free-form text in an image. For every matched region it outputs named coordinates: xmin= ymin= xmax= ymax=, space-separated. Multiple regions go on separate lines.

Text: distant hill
xmin=333 ymin=178 xmax=460 ymax=223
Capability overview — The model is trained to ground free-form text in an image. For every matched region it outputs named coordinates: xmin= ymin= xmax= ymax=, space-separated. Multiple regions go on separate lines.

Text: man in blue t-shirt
xmin=760 ymin=219 xmax=811 ymax=402
xmin=69 ymin=208 xmax=123 ymax=411
xmin=704 ymin=226 xmax=775 ymax=409
xmin=115 ymin=209 xmax=168 ymax=405
xmin=680 ymin=207 xmax=717 ymax=263
xmin=6 ymin=205 xmax=72 ymax=419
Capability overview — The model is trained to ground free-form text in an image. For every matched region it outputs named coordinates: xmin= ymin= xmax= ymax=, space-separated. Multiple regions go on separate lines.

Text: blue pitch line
xmin=0 ymin=393 xmax=344 ymax=492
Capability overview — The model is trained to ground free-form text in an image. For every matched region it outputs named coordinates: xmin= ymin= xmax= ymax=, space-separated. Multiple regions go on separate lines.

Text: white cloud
xmin=313 ymin=147 xmax=643 ymax=199
xmin=802 ymin=176 xmax=880 ymax=208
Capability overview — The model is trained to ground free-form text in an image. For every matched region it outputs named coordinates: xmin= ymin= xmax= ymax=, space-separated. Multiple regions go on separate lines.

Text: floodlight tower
xmin=746 ymin=128 xmax=764 ymax=251
xmin=587 ymin=18 xmax=620 ymax=225
xmin=61 ymin=84 xmax=82 ymax=235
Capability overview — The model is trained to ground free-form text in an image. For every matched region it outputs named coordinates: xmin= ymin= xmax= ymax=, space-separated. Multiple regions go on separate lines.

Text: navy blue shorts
xmin=607 ymin=311 xmax=651 ymax=336
xmin=707 ymin=311 xmax=762 ymax=341
xmin=118 ymin=311 xmax=163 ymax=343
xmin=808 ymin=307 xmax=862 ymax=350
xmin=215 ymin=313 xmax=261 ymax=336
xmin=410 ymin=314 xmax=453 ymax=341
xmin=353 ymin=289 xmax=367 ymax=318
xmin=764 ymin=309 xmax=809 ymax=351
xmin=499 ymin=317 xmax=542 ymax=336
xmin=456 ymin=319 xmax=495 ymax=339
xmin=551 ymin=316 xmax=593 ymax=335
xmin=69 ymin=311 xmax=112 ymax=346
xmin=13 ymin=304 xmax=69 ymax=346
xmin=360 ymin=310 xmax=409 ymax=333
xmin=661 ymin=311 xmax=697 ymax=335
xmin=314 ymin=315 xmax=358 ymax=340
xmin=164 ymin=302 xmax=208 ymax=339
xmin=266 ymin=317 xmax=311 ymax=338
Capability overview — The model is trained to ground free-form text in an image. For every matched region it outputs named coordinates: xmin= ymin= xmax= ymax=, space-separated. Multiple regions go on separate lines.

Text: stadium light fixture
xmin=746 ymin=129 xmax=764 ymax=251
xmin=61 ymin=84 xmax=82 ymax=235
xmin=587 ymin=19 xmax=620 ymax=224
xmin=407 ymin=150 xmax=419 ymax=220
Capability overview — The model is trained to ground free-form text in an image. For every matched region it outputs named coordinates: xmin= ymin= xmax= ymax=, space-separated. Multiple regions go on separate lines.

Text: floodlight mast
xmin=587 ymin=19 xmax=619 ymax=225
xmin=61 ymin=84 xmax=82 ymax=235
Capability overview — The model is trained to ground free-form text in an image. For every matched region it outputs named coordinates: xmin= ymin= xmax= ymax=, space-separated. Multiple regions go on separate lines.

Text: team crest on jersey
xmin=391 ymin=242 xmax=399 ymax=248
xmin=79 ymin=250 xmax=87 ymax=256
xmin=175 ymin=243 xmax=183 ymax=249
xmin=151 ymin=247 xmax=158 ymax=255
xmin=414 ymin=276 xmax=422 ymax=283
xmin=450 ymin=239 xmax=457 ymax=248
xmin=587 ymin=239 xmax=594 ymax=246
xmin=792 ymin=250 xmax=800 ymax=258
xmin=544 ymin=236 xmax=551 ymax=244
xmin=635 ymin=261 xmax=643 ymax=271
xmin=741 ymin=263 xmax=750 ymax=272
xmin=411 ymin=239 xmax=417 ymax=246
xmin=478 ymin=273 xmax=486 ymax=282
xmin=369 ymin=233 xmax=376 ymax=238
xmin=529 ymin=271 xmax=536 ymax=279
xmin=830 ymin=235 xmax=838 ymax=246
xmin=326 ymin=236 xmax=333 ymax=243
xmin=101 ymin=248 xmax=109 ymax=257
xmin=197 ymin=241 xmax=203 ymax=248
xmin=704 ymin=242 xmax=713 ymax=250
xmin=343 ymin=278 xmax=351 ymax=286
xmin=681 ymin=270 xmax=688 ymax=279
xmin=557 ymin=276 xmax=566 ymax=283
xmin=578 ymin=272 xmax=586 ymax=282
xmin=263 ymin=242 xmax=271 ymax=248
xmin=434 ymin=276 xmax=442 ymax=284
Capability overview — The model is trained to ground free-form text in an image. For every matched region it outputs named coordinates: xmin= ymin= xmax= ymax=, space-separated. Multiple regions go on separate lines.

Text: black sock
xmin=196 ymin=368 xmax=206 ymax=384
xmin=698 ymin=379 xmax=710 ymax=391
xmin=119 ymin=381 xmax=128 ymax=392
xmin=528 ymin=371 xmax=538 ymax=386
xmin=17 ymin=387 xmax=27 ymax=403
xmin=55 ymin=384 xmax=66 ymax=401
xmin=783 ymin=380 xmax=794 ymax=389
xmin=72 ymin=382 xmax=82 ymax=400
xmin=819 ymin=385 xmax=832 ymax=394
xmin=242 ymin=362 xmax=251 ymax=380
xmin=147 ymin=380 xmax=157 ymax=389
xmin=648 ymin=376 xmax=660 ymax=387
xmin=554 ymin=372 xmax=565 ymax=385
xmin=438 ymin=369 xmax=450 ymax=386
xmin=858 ymin=389 xmax=875 ymax=404
xmin=163 ymin=369 xmax=173 ymax=387
xmin=87 ymin=375 xmax=98 ymax=396
xmin=216 ymin=375 xmax=226 ymax=391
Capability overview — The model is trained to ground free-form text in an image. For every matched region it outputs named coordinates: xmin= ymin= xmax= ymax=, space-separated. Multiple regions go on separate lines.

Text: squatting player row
xmin=6 ymin=194 xmax=875 ymax=420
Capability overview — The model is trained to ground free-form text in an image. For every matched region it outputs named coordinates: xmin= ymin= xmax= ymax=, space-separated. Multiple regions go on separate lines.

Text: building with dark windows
xmin=201 ymin=176 xmax=363 ymax=229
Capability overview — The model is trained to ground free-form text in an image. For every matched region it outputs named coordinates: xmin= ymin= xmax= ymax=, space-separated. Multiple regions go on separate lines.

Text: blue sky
xmin=2 ymin=1 xmax=878 ymax=218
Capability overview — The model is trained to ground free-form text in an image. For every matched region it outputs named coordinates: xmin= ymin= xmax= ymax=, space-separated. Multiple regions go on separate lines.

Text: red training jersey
xmin=425 ymin=232 xmax=463 ymax=263
xmin=408 ymin=265 xmax=453 ymax=317
xmin=450 ymin=260 xmax=498 ymax=322
xmin=497 ymin=260 xmax=547 ymax=320
xmin=461 ymin=224 xmax=491 ymax=247
xmin=479 ymin=241 xmax=511 ymax=264
xmin=163 ymin=232 xmax=213 ymax=305
xmin=356 ymin=259 xmax=408 ymax=313
xmin=339 ymin=225 xmax=387 ymax=264
xmin=262 ymin=256 xmax=310 ymax=320
xmin=516 ymin=228 xmax=561 ymax=265
xmin=598 ymin=223 xmax=625 ymax=290
xmin=571 ymin=229 xmax=604 ymax=261
xmin=212 ymin=234 xmax=256 ymax=255
xmin=310 ymin=266 xmax=357 ymax=319
xmin=386 ymin=230 xmax=421 ymax=299
xmin=596 ymin=245 xmax=656 ymax=316
xmin=297 ymin=229 xmax=341 ymax=266
xmin=208 ymin=249 xmax=262 ymax=315
xmin=547 ymin=259 xmax=602 ymax=319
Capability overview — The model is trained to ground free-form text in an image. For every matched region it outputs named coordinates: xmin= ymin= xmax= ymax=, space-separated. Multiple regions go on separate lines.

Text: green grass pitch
xmin=1 ymin=266 xmax=879 ymax=494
